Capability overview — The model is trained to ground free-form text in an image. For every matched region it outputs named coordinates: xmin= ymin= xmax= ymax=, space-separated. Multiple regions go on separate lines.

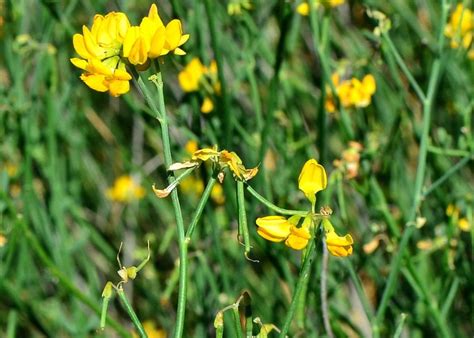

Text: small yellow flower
xmin=445 ymin=4 xmax=473 ymax=50
xmin=285 ymin=225 xmax=311 ymax=250
xmin=0 ymin=234 xmax=7 ymax=247
xmin=200 ymin=97 xmax=214 ymax=113
xmin=298 ymin=159 xmax=327 ymax=206
xmin=106 ymin=175 xmax=145 ymax=203
xmin=297 ymin=0 xmax=345 ymax=16
xmin=323 ymin=219 xmax=353 ymax=257
xmin=185 ymin=140 xmax=199 ymax=155
xmin=325 ymin=73 xmax=376 ymax=112
xmin=458 ymin=218 xmax=471 ymax=232
xmin=178 ymin=58 xmax=206 ymax=92
xmin=210 ymin=183 xmax=225 ymax=204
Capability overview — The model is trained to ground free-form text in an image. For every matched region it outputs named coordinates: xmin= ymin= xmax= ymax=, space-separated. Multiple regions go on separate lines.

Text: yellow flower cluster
xmin=71 ymin=4 xmax=189 ymax=97
xmin=325 ymin=73 xmax=376 ymax=112
xmin=106 ymin=175 xmax=145 ymax=203
xmin=255 ymin=159 xmax=353 ymax=256
xmin=297 ymin=0 xmax=345 ymax=16
xmin=178 ymin=58 xmax=220 ymax=113
xmin=446 ymin=204 xmax=471 ymax=232
xmin=444 ymin=4 xmax=473 ymax=58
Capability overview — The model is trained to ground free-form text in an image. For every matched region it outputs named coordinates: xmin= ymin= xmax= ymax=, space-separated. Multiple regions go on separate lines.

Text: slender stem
xmin=143 ymin=70 xmax=188 ymax=338
xmin=6 ymin=311 xmax=17 ymax=338
xmin=279 ymin=237 xmax=317 ymax=337
xmin=245 ymin=184 xmax=308 ymax=216
xmin=427 ymin=145 xmax=471 ymax=157
xmin=185 ymin=177 xmax=217 ymax=240
xmin=422 ymin=154 xmax=473 ymax=197
xmin=382 ymin=33 xmax=426 ymax=102
xmin=117 ymin=289 xmax=148 ymax=338
xmin=373 ymin=2 xmax=449 ymax=334
xmin=237 ymin=181 xmax=252 ymax=256
xmin=343 ymin=260 xmax=375 ymax=322
xmin=393 ymin=314 xmax=407 ymax=338
xmin=321 ymin=241 xmax=334 ymax=338
xmin=441 ymin=277 xmax=460 ymax=318
xmin=232 ymin=306 xmax=244 ymax=338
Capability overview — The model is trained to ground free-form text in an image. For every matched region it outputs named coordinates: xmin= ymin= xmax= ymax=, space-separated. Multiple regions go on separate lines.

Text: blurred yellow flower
xmin=228 ymin=0 xmax=252 ymax=15
xmin=0 ymin=234 xmax=7 ymax=247
xmin=458 ymin=218 xmax=471 ymax=232
xmin=297 ymin=0 xmax=345 ymax=15
xmin=185 ymin=140 xmax=199 ymax=155
xmin=445 ymin=4 xmax=473 ymax=51
xmin=326 ymin=73 xmax=376 ymax=112
xmin=106 ymin=175 xmax=145 ymax=203
xmin=178 ymin=58 xmax=219 ymax=113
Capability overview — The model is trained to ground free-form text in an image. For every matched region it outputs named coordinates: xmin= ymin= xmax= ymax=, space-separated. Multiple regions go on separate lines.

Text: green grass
xmin=0 ymin=0 xmax=473 ymax=337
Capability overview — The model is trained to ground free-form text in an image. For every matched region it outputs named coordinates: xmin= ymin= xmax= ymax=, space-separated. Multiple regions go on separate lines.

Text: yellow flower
xmin=71 ymin=57 xmax=131 ymax=97
xmin=71 ymin=12 xmax=132 ymax=96
xmin=256 ymin=216 xmax=292 ymax=242
xmin=179 ymin=175 xmax=205 ymax=196
xmin=458 ymin=218 xmax=471 ymax=232
xmin=72 ymin=12 xmax=130 ymax=61
xmin=298 ymin=159 xmax=327 ymax=206
xmin=0 ymin=234 xmax=7 ymax=247
xmin=178 ymin=58 xmax=219 ymax=113
xmin=211 ymin=183 xmax=225 ymax=204
xmin=185 ymin=140 xmax=199 ymax=155
xmin=323 ymin=219 xmax=353 ymax=257
xmin=285 ymin=225 xmax=311 ymax=250
xmin=178 ymin=58 xmax=206 ymax=92
xmin=106 ymin=175 xmax=145 ymax=203
xmin=297 ymin=0 xmax=345 ymax=16
xmin=445 ymin=4 xmax=473 ymax=49
xmin=325 ymin=73 xmax=376 ymax=111
xmin=123 ymin=4 xmax=189 ymax=66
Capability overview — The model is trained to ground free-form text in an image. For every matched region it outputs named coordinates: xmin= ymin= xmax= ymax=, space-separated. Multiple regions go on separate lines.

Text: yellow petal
xmin=70 ymin=57 xmax=88 ymax=70
xmin=325 ymin=230 xmax=353 ymax=257
xmin=73 ymin=34 xmax=92 ymax=59
xmin=192 ymin=147 xmax=219 ymax=161
xmin=123 ymin=26 xmax=140 ymax=58
xmin=362 ymin=74 xmax=376 ymax=95
xmin=256 ymin=216 xmax=291 ymax=241
xmin=297 ymin=3 xmax=310 ymax=16
xmin=108 ymin=79 xmax=130 ymax=97
xmin=298 ymin=159 xmax=327 ymax=203
xmin=127 ymin=36 xmax=149 ymax=65
xmin=285 ymin=226 xmax=311 ymax=250
xmin=148 ymin=26 xmax=166 ymax=58
xmin=165 ymin=19 xmax=183 ymax=51
xmin=80 ymin=73 xmax=108 ymax=92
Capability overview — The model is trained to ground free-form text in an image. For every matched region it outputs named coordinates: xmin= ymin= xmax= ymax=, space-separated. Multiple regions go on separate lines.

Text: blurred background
xmin=0 ymin=0 xmax=472 ymax=337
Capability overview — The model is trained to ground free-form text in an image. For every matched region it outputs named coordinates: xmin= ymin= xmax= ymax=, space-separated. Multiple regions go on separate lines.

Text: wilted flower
xmin=333 ymin=141 xmax=363 ymax=179
xmin=106 ymin=175 xmax=145 ymax=203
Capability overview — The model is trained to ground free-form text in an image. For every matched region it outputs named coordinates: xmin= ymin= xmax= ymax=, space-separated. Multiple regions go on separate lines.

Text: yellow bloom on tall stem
xmin=298 ymin=159 xmax=327 ymax=207
xmin=325 ymin=73 xmax=376 ymax=111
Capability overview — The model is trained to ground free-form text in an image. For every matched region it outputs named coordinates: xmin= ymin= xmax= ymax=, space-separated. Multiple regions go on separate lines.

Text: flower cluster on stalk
xmin=256 ymin=159 xmax=353 ymax=257
xmin=70 ymin=4 xmax=189 ymax=96
xmin=444 ymin=4 xmax=473 ymax=59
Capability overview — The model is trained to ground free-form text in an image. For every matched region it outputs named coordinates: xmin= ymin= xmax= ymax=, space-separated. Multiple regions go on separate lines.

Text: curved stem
xmin=185 ymin=177 xmax=217 ymax=240
xmin=245 ymin=184 xmax=308 ymax=216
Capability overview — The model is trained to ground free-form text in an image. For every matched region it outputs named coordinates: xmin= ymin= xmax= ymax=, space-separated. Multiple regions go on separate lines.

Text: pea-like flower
xmin=444 ymin=4 xmax=473 ymax=58
xmin=71 ymin=4 xmax=189 ymax=96
xmin=255 ymin=159 xmax=354 ymax=256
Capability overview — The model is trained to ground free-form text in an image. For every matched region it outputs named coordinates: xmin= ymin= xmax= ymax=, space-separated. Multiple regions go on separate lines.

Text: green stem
xmin=237 ymin=181 xmax=252 ymax=257
xmin=427 ymin=145 xmax=471 ymax=157
xmin=422 ymin=154 xmax=473 ymax=197
xmin=6 ymin=311 xmax=17 ymax=338
xmin=142 ymin=70 xmax=188 ymax=338
xmin=393 ymin=314 xmax=407 ymax=338
xmin=382 ymin=33 xmax=426 ymax=102
xmin=321 ymin=241 xmax=334 ymax=338
xmin=279 ymin=237 xmax=317 ymax=337
xmin=185 ymin=177 xmax=217 ymax=240
xmin=232 ymin=306 xmax=244 ymax=338
xmin=373 ymin=2 xmax=449 ymax=335
xmin=117 ymin=289 xmax=148 ymax=338
xmin=245 ymin=184 xmax=308 ymax=216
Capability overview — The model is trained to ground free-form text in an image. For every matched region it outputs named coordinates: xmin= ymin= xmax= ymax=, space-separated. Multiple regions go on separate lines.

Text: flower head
xmin=325 ymin=73 xmax=376 ymax=112
xmin=445 ymin=4 xmax=473 ymax=51
xmin=322 ymin=219 xmax=353 ymax=257
xmin=106 ymin=175 xmax=145 ymax=203
xmin=298 ymin=159 xmax=327 ymax=206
